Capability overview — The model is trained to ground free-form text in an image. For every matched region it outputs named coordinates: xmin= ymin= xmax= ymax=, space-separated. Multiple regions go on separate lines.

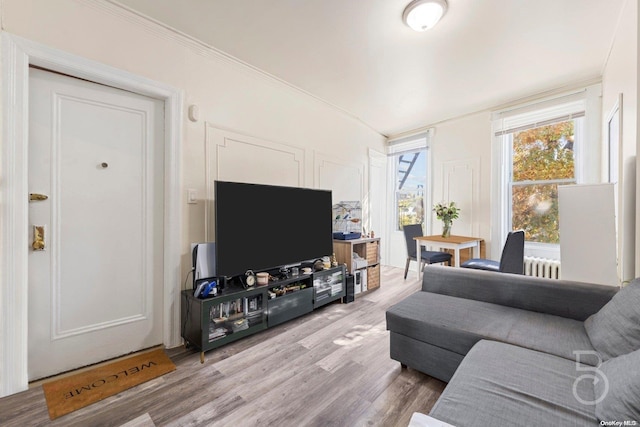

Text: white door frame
xmin=0 ymin=33 xmax=183 ymax=397
xmin=368 ymin=148 xmax=387 ymax=264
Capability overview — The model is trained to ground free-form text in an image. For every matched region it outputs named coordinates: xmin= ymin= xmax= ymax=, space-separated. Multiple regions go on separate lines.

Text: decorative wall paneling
xmin=441 ymin=159 xmax=481 ymax=237
xmin=205 ymin=124 xmax=366 ymax=241
xmin=314 ymin=152 xmax=365 ymax=204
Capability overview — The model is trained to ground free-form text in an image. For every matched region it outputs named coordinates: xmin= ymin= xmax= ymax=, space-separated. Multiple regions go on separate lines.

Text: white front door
xmin=27 ymin=68 xmax=165 ymax=380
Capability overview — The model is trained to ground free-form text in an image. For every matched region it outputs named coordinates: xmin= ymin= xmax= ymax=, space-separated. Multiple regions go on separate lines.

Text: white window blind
xmin=387 ymin=129 xmax=433 ymax=156
xmin=493 ymin=98 xmax=586 ymax=136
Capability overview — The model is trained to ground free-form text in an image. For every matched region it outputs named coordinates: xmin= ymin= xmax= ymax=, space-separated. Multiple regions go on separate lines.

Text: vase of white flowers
xmin=433 ymin=202 xmax=460 ymax=238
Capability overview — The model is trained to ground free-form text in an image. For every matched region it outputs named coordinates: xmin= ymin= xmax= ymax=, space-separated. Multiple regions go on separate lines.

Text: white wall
xmin=384 ymin=77 xmax=629 ymax=274
xmin=430 ymin=112 xmax=493 ymax=255
xmin=0 ymin=0 xmax=636 ymax=290
xmin=601 ymin=0 xmax=638 ymax=281
xmin=387 ymin=5 xmax=639 ymax=281
xmin=0 ymin=0 xmax=386 ymax=283
xmin=385 ymin=112 xmax=492 ymax=272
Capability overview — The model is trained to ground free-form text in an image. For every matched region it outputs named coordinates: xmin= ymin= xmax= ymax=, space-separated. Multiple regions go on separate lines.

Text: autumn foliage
xmin=511 ymin=121 xmax=575 ymax=243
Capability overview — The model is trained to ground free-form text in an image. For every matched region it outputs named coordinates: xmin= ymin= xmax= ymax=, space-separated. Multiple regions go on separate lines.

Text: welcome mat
xmin=42 ymin=348 xmax=176 ymax=420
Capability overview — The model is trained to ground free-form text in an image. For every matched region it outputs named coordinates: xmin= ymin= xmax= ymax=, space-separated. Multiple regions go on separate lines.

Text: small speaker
xmin=342 ymin=274 xmax=355 ymax=303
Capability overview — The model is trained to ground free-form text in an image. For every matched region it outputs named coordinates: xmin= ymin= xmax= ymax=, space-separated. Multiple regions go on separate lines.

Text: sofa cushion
xmin=508 ymin=310 xmax=599 ymax=365
xmin=429 ymin=340 xmax=598 ymax=427
xmin=585 ymin=279 xmax=640 ymax=361
xmin=594 ymin=348 xmax=640 ymax=422
xmin=386 ymin=291 xmax=515 ymax=355
xmin=386 ymin=291 xmax=596 ymax=363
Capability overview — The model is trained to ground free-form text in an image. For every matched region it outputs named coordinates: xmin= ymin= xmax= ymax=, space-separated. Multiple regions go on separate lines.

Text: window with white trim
xmin=506 ymin=116 xmax=581 ymax=243
xmin=393 ymin=149 xmax=427 ymax=230
xmin=388 ymin=131 xmax=431 ymax=232
xmin=492 ymin=87 xmax=601 ymax=259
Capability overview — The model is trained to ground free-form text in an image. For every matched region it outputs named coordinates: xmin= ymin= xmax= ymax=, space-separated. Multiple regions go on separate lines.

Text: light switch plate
xmin=187 ymin=189 xmax=197 ymax=204
xmin=188 ymin=105 xmax=199 ymax=122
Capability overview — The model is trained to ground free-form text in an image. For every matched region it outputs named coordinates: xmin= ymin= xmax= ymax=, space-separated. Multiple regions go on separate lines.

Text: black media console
xmin=181 ymin=265 xmax=346 ymax=363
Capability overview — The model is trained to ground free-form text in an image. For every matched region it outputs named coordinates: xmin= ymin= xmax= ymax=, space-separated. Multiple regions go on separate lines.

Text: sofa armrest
xmin=421 ymin=265 xmax=617 ymax=321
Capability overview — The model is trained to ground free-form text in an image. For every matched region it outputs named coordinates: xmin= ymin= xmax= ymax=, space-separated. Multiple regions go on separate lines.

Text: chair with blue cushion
xmin=403 ymin=224 xmax=452 ymax=279
xmin=461 ymin=230 xmax=525 ymax=274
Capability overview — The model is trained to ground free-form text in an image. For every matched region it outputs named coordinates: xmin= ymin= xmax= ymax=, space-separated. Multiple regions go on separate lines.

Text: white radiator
xmin=524 ymin=256 xmax=561 ymax=279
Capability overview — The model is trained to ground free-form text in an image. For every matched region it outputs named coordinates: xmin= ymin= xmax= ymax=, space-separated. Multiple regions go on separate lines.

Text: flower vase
xmin=442 ymin=221 xmax=451 ymax=238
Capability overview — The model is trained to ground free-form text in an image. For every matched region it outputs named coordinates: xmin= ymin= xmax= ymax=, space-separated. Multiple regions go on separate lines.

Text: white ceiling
xmin=115 ymin=0 xmax=625 ymax=137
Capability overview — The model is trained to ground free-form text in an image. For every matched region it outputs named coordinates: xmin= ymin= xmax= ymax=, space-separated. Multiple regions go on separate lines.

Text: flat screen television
xmin=214 ymin=181 xmax=333 ymax=278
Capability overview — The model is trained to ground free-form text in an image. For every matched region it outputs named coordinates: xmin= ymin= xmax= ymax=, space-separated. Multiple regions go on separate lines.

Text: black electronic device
xmin=214 ymin=181 xmax=333 ymax=278
xmin=342 ymin=273 xmax=355 ymax=304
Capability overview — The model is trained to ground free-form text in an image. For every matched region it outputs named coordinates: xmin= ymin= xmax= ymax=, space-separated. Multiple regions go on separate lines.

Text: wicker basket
xmin=367 ymin=264 xmax=380 ymax=290
xmin=365 ymin=242 xmax=379 ymax=264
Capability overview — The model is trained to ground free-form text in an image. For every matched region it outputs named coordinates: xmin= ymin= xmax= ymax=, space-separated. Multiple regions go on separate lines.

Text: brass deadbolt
xmin=29 ymin=193 xmax=48 ymax=202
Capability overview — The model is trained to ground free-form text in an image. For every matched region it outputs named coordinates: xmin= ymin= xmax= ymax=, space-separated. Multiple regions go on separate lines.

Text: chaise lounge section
xmin=387 ymin=265 xmax=640 ymax=425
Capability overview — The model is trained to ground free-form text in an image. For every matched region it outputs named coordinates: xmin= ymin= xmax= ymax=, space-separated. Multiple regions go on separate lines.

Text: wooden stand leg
xmin=200 ymin=352 xmax=205 ymax=364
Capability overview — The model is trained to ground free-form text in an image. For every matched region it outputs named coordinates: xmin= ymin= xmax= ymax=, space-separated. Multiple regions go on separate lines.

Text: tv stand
xmin=181 ymin=265 xmax=345 ymax=362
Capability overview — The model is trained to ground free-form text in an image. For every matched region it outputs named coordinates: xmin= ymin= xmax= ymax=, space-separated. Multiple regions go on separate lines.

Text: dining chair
xmin=403 ymin=224 xmax=452 ymax=279
xmin=460 ymin=230 xmax=525 ymax=274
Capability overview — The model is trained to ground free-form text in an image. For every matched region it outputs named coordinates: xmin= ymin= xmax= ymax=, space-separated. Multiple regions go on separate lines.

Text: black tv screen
xmin=215 ymin=181 xmax=333 ymax=277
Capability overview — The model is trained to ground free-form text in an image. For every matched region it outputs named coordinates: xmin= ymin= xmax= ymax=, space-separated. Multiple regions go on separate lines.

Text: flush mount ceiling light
xmin=403 ymin=0 xmax=448 ymax=32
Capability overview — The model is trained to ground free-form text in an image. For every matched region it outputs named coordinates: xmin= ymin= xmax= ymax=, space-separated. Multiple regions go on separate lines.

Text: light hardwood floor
xmin=0 ymin=266 xmax=445 ymax=427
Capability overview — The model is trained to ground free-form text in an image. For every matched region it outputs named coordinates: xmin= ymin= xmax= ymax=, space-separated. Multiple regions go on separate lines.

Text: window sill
xmin=524 ymin=242 xmax=560 ymax=260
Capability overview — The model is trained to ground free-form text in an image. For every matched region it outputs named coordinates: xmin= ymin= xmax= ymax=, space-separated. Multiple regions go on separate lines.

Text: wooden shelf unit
xmin=333 ymin=237 xmax=381 ymax=292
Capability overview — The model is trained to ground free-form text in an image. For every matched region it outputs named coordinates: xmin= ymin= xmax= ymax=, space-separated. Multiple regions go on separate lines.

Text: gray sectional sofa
xmin=386 ymin=265 xmax=640 ymax=426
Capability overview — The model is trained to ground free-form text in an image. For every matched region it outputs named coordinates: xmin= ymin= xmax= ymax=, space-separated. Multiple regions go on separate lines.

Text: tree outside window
xmin=510 ymin=120 xmax=576 ymax=243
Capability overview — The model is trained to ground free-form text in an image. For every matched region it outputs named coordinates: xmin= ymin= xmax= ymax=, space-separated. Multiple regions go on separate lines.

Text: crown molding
xmin=80 ymin=0 xmax=385 ymax=138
